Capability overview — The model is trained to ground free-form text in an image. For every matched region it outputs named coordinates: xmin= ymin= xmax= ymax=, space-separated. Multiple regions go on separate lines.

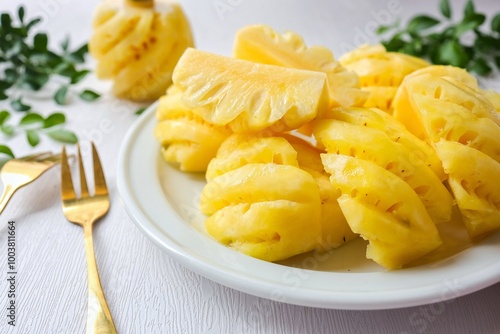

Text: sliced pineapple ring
xmin=414 ymin=94 xmax=500 ymax=164
xmin=314 ymin=119 xmax=453 ymax=223
xmin=321 ymin=154 xmax=442 ymax=269
xmin=435 ymin=141 xmax=500 ymax=239
xmin=201 ymin=163 xmax=322 ymax=261
xmin=154 ymin=86 xmax=231 ymax=172
xmin=233 ymin=24 xmax=368 ymax=108
xmin=172 ymin=48 xmax=329 ymax=133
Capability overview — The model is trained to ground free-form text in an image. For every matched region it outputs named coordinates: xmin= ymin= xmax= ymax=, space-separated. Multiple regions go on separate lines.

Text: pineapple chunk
xmin=154 ymin=85 xmax=231 ymax=172
xmin=314 ymin=119 xmax=453 ymax=223
xmin=90 ymin=0 xmax=194 ymax=101
xmin=321 ymin=154 xmax=442 ymax=269
xmin=414 ymin=94 xmax=500 ymax=164
xmin=339 ymin=44 xmax=429 ymax=111
xmin=201 ymin=164 xmax=322 ymax=261
xmin=233 ymin=24 xmax=368 ymax=108
xmin=206 ymin=134 xmax=298 ymax=181
xmin=322 ymin=106 xmax=445 ymax=180
xmin=206 ymin=133 xmax=356 ymax=250
xmin=392 ymin=66 xmax=499 ymax=139
xmin=482 ymin=90 xmax=500 ymax=112
xmin=435 ymin=141 xmax=500 ymax=239
xmin=282 ymin=134 xmax=358 ymax=249
xmin=172 ymin=48 xmax=329 ymax=133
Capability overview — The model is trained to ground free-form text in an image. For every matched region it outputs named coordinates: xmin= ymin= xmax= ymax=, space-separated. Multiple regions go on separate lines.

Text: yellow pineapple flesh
xmin=233 ymin=24 xmax=368 ymax=108
xmin=321 ymin=154 xmax=442 ymax=269
xmin=90 ymin=0 xmax=194 ymax=101
xmin=435 ymin=141 xmax=500 ymax=239
xmin=392 ymin=66 xmax=499 ymax=139
xmin=172 ymin=48 xmax=329 ymax=133
xmin=205 ymin=134 xmax=298 ymax=181
xmin=321 ymin=106 xmax=445 ymax=180
xmin=155 ymin=85 xmax=231 ymax=172
xmin=314 ymin=119 xmax=453 ymax=223
xmin=413 ymin=94 xmax=500 ymax=164
xmin=201 ymin=163 xmax=322 ymax=261
xmin=339 ymin=44 xmax=429 ymax=112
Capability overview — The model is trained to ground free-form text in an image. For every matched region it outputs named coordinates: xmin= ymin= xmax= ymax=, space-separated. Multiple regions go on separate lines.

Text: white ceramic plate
xmin=117 ymin=103 xmax=500 ymax=310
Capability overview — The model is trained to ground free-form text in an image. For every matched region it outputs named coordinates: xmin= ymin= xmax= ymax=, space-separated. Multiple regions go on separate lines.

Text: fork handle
xmin=0 ymin=184 xmax=18 ymax=215
xmin=83 ymin=223 xmax=117 ymax=334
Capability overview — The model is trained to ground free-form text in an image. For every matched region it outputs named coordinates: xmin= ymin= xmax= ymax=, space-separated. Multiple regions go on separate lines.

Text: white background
xmin=1 ymin=0 xmax=500 ymax=333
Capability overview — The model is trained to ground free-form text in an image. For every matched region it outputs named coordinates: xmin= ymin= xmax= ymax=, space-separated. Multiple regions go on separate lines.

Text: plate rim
xmin=117 ymin=102 xmax=500 ymax=310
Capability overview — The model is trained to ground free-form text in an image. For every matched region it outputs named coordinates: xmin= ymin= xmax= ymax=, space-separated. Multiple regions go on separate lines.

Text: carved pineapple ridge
xmin=90 ymin=0 xmax=194 ymax=101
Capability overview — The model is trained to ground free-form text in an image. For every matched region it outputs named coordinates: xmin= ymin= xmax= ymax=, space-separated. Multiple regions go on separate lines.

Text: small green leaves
xmin=46 ymin=129 xmax=78 ymax=144
xmin=33 ymin=33 xmax=48 ymax=52
xmin=79 ymin=89 xmax=100 ymax=102
xmin=0 ymin=7 xmax=99 ymax=110
xmin=26 ymin=130 xmax=40 ymax=147
xmin=379 ymin=0 xmax=500 ymax=75
xmin=0 ymin=111 xmax=11 ymax=125
xmin=464 ymin=0 xmax=475 ymax=18
xmin=135 ymin=107 xmax=147 ymax=115
xmin=440 ymin=0 xmax=451 ymax=19
xmin=20 ymin=113 xmax=44 ymax=126
xmin=468 ymin=57 xmax=492 ymax=75
xmin=0 ymin=145 xmax=14 ymax=159
xmin=407 ymin=16 xmax=440 ymax=34
xmin=54 ymin=85 xmax=69 ymax=105
xmin=10 ymin=97 xmax=31 ymax=112
xmin=491 ymin=14 xmax=500 ymax=33
xmin=433 ymin=40 xmax=469 ymax=67
xmin=44 ymin=112 xmax=65 ymax=128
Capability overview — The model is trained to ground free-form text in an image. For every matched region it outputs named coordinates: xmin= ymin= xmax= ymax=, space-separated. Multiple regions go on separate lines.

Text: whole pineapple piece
xmin=90 ymin=0 xmax=194 ymax=101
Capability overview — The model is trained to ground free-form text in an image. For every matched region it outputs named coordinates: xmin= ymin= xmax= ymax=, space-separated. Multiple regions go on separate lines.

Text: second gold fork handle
xmin=83 ymin=223 xmax=117 ymax=334
xmin=0 ymin=184 xmax=18 ymax=216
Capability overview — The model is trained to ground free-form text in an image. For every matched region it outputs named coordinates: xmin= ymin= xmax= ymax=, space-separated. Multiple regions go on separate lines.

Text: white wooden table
xmin=1 ymin=0 xmax=500 ymax=333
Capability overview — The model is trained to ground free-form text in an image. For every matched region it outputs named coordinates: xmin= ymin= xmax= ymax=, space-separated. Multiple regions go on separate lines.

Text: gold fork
xmin=0 ymin=152 xmax=60 ymax=215
xmin=61 ymin=143 xmax=117 ymax=334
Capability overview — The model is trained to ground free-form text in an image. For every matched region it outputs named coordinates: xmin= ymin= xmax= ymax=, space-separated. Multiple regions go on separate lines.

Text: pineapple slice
xmin=281 ymin=134 xmax=358 ymax=249
xmin=482 ymin=90 xmax=500 ymax=112
xmin=321 ymin=154 xmax=442 ymax=269
xmin=206 ymin=133 xmax=356 ymax=250
xmin=435 ymin=141 xmax=500 ymax=239
xmin=201 ymin=163 xmax=322 ymax=261
xmin=172 ymin=48 xmax=329 ymax=133
xmin=339 ymin=44 xmax=429 ymax=111
xmin=322 ymin=106 xmax=445 ymax=180
xmin=392 ymin=66 xmax=499 ymax=139
xmin=413 ymin=94 xmax=500 ymax=164
xmin=89 ymin=0 xmax=194 ymax=101
xmin=233 ymin=25 xmax=368 ymax=108
xmin=205 ymin=134 xmax=298 ymax=181
xmin=154 ymin=85 xmax=231 ymax=172
xmin=314 ymin=120 xmax=453 ymax=223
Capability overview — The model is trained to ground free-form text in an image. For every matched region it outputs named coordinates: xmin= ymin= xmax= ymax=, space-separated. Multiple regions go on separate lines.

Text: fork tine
xmin=61 ymin=146 xmax=77 ymax=201
xmin=77 ymin=144 xmax=90 ymax=198
xmin=92 ymin=142 xmax=108 ymax=196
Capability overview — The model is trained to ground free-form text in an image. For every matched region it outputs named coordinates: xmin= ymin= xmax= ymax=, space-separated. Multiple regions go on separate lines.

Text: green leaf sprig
xmin=377 ymin=0 xmax=500 ymax=76
xmin=0 ymin=109 xmax=78 ymax=149
xmin=0 ymin=6 xmax=100 ymax=110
